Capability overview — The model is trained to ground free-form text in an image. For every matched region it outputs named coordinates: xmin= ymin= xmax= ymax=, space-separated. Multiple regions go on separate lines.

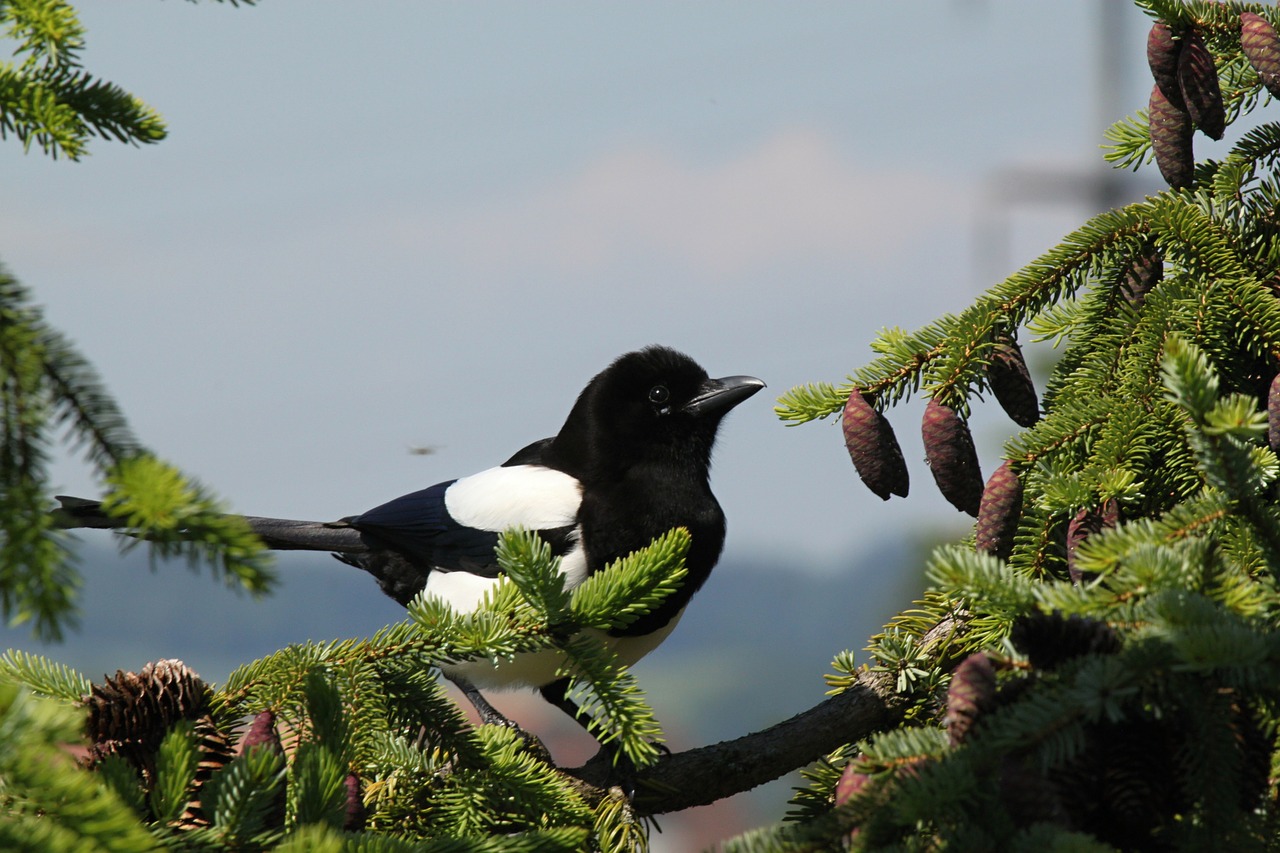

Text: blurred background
xmin=0 ymin=1 xmax=1231 ymax=847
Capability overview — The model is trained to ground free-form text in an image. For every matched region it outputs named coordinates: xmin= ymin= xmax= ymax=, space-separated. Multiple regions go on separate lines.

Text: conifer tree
xmin=12 ymin=0 xmax=1280 ymax=850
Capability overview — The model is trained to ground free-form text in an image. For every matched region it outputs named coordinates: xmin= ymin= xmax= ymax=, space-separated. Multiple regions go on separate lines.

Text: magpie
xmin=57 ymin=346 xmax=764 ymax=743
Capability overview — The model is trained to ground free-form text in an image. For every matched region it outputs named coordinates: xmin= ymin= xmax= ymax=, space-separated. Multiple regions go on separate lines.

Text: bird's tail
xmin=53 ymin=496 xmax=370 ymax=555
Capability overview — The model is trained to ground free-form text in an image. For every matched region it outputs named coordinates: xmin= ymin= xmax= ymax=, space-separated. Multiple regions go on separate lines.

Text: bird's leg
xmin=448 ymin=675 xmax=552 ymax=762
xmin=538 ymin=677 xmax=588 ymax=729
xmin=449 ymin=675 xmax=518 ymax=728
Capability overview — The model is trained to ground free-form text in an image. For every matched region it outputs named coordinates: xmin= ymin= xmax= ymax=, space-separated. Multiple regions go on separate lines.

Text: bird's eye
xmin=648 ymin=385 xmax=670 ymax=405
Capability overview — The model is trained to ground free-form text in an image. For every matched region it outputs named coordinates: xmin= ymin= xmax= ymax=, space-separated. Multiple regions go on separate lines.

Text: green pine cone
xmin=923 ymin=398 xmax=983 ymax=516
xmin=1149 ymin=83 xmax=1194 ymax=189
xmin=1178 ymin=29 xmax=1225 ymax=140
xmin=975 ymin=461 xmax=1023 ymax=560
xmin=1242 ymin=13 xmax=1280 ymax=98
xmin=842 ymin=388 xmax=909 ymax=500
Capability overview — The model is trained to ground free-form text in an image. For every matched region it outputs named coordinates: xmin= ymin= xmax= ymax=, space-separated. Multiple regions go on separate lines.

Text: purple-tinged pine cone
xmin=946 ymin=653 xmax=997 ymax=746
xmin=976 ymin=461 xmax=1023 ymax=560
xmin=1242 ymin=13 xmax=1280 ymax=98
xmin=1149 ymin=83 xmax=1194 ymax=189
xmin=1147 ymin=21 xmax=1184 ymax=109
xmin=923 ymin=398 xmax=984 ymax=517
xmin=988 ymin=339 xmax=1040 ymax=427
xmin=1178 ymin=29 xmax=1226 ymax=140
xmin=842 ymin=389 xmax=909 ymax=500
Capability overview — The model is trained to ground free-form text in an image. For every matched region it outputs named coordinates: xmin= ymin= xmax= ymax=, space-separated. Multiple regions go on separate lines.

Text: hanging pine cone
xmin=999 ymin=757 xmax=1069 ymax=829
xmin=842 ymin=388 xmax=909 ymax=500
xmin=988 ymin=338 xmax=1040 ymax=427
xmin=1066 ymin=500 xmax=1119 ymax=584
xmin=1118 ymin=240 xmax=1163 ymax=307
xmin=1150 ymin=83 xmax=1194 ymax=189
xmin=1147 ymin=21 xmax=1184 ymax=109
xmin=975 ymin=461 xmax=1023 ymax=560
xmin=946 ymin=652 xmax=997 ymax=746
xmin=344 ymin=773 xmax=367 ymax=831
xmin=1009 ymin=611 xmax=1121 ymax=671
xmin=835 ymin=763 xmax=870 ymax=806
xmin=1178 ymin=29 xmax=1226 ymax=140
xmin=1268 ymin=373 xmax=1280 ymax=453
xmin=923 ymin=398 xmax=984 ymax=516
xmin=1242 ymin=13 xmax=1280 ymax=98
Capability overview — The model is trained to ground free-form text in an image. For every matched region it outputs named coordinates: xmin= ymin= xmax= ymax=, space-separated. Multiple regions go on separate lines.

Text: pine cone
xmin=1243 ymin=13 xmax=1280 ymax=99
xmin=1147 ymin=21 xmax=1184 ymax=109
xmin=842 ymin=388 xmax=909 ymax=500
xmin=835 ymin=762 xmax=870 ymax=806
xmin=975 ymin=461 xmax=1023 ymax=560
xmin=999 ymin=757 xmax=1068 ymax=829
xmin=84 ymin=659 xmax=213 ymax=772
xmin=1150 ymin=83 xmax=1194 ymax=189
xmin=240 ymin=709 xmax=284 ymax=755
xmin=228 ymin=709 xmax=289 ymax=831
xmin=1066 ymin=500 xmax=1119 ymax=584
xmin=946 ymin=653 xmax=997 ymax=746
xmin=1268 ymin=373 xmax=1280 ymax=452
xmin=1178 ymin=29 xmax=1225 ymax=140
xmin=176 ymin=716 xmax=237 ymax=830
xmin=923 ymin=399 xmax=984 ymax=516
xmin=1009 ymin=611 xmax=1121 ymax=671
xmin=1119 ymin=241 xmax=1163 ymax=307
xmin=344 ymin=773 xmax=367 ymax=831
xmin=988 ymin=338 xmax=1040 ymax=427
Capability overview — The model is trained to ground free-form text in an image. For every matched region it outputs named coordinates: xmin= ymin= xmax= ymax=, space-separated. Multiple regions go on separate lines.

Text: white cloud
xmin=385 ymin=128 xmax=969 ymax=280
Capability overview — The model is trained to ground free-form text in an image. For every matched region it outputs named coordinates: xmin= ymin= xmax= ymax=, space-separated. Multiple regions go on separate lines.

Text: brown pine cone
xmin=1149 ymin=83 xmax=1194 ymax=189
xmin=975 ymin=461 xmax=1023 ymax=560
xmin=1243 ymin=13 xmax=1280 ymax=98
xmin=1178 ymin=29 xmax=1226 ymax=140
xmin=988 ymin=338 xmax=1040 ymax=427
xmin=923 ymin=398 xmax=984 ymax=516
xmin=1119 ymin=241 xmax=1163 ymax=307
xmin=1147 ymin=21 xmax=1184 ymax=109
xmin=1066 ymin=500 xmax=1119 ymax=583
xmin=1268 ymin=373 xmax=1280 ymax=452
xmin=842 ymin=388 xmax=909 ymax=500
xmin=946 ymin=653 xmax=997 ymax=746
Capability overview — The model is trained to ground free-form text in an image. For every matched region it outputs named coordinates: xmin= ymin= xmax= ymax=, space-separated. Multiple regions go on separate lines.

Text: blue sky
xmin=3 ymin=1 xmax=1185 ymax=572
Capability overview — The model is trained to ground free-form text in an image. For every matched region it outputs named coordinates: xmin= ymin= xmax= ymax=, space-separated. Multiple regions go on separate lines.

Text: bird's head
xmin=548 ymin=346 xmax=764 ymax=480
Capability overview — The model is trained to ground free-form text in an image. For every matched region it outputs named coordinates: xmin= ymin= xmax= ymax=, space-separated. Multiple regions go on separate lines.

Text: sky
xmin=2 ymin=1 xmax=1188 ymax=575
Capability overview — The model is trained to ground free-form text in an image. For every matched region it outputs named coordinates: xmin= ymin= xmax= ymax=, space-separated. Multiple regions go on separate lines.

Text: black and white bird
xmin=58 ymin=346 xmax=764 ymax=740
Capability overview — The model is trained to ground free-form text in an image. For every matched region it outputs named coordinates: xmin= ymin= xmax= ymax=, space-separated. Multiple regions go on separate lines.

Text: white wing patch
xmin=444 ymin=465 xmax=581 ymax=531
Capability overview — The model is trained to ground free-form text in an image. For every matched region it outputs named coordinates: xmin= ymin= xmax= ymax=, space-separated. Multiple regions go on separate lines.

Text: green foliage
xmin=755 ymin=4 xmax=1280 ymax=847
xmin=0 ymin=528 xmax=686 ymax=850
xmin=0 ymin=265 xmax=274 ymax=641
xmin=0 ymin=680 xmax=159 ymax=851
xmin=0 ymin=0 xmax=169 ymax=158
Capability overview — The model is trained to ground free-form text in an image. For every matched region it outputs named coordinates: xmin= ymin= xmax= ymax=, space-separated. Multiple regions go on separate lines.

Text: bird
xmin=57 ymin=345 xmax=764 ymax=747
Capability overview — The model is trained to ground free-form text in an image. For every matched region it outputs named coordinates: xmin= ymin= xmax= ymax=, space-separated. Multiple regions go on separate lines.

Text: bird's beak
xmin=682 ymin=375 xmax=766 ymax=416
